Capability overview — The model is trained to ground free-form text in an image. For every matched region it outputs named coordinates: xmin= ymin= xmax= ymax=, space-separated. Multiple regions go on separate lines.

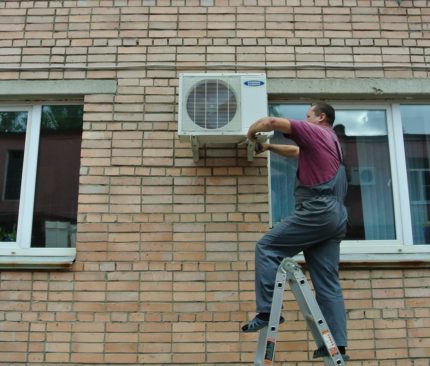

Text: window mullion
xmin=390 ymin=104 xmax=414 ymax=245
xmin=16 ymin=105 xmax=41 ymax=249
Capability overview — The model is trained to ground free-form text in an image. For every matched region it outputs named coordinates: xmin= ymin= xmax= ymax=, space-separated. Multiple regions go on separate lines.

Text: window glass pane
xmin=31 ymin=105 xmax=83 ymax=248
xmin=4 ymin=150 xmax=24 ymax=200
xmin=269 ymin=104 xmax=396 ymax=241
xmin=401 ymin=105 xmax=430 ymax=244
xmin=0 ymin=111 xmax=28 ymax=242
xmin=335 ymin=109 xmax=395 ymax=240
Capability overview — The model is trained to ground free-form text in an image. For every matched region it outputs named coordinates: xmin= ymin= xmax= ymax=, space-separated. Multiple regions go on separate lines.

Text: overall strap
xmin=329 ymin=129 xmax=344 ymax=163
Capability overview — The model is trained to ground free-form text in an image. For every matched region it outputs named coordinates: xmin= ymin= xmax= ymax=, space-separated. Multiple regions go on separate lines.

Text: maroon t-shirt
xmin=289 ymin=119 xmax=341 ymax=186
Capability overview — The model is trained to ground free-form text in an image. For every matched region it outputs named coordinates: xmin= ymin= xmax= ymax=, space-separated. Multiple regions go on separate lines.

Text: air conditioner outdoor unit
xmin=178 ymin=73 xmax=268 ymax=161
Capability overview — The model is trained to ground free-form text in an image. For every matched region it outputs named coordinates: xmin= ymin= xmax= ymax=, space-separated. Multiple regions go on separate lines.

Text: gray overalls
xmin=255 ymin=157 xmax=348 ymax=346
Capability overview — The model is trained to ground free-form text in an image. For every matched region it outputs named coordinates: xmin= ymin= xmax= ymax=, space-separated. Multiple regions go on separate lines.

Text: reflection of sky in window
xmin=335 ymin=110 xmax=387 ymax=137
xmin=269 ymin=104 xmax=309 ymax=120
xmin=400 ymin=105 xmax=430 ymax=135
xmin=269 ymin=104 xmax=388 ymax=137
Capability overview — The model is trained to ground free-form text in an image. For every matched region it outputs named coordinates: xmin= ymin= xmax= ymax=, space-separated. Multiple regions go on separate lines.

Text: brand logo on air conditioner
xmin=244 ymin=80 xmax=265 ymax=87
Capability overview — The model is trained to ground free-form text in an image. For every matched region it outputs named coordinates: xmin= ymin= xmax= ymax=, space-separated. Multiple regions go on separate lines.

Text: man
xmin=242 ymin=102 xmax=349 ymax=360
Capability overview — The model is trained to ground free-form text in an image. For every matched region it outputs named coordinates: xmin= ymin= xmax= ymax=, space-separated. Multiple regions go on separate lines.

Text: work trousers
xmin=255 ymin=169 xmax=348 ymax=347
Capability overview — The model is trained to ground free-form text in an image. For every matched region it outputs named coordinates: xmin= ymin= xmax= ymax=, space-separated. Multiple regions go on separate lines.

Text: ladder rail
xmin=287 ymin=267 xmax=344 ymax=365
xmin=254 ymin=268 xmax=287 ymax=366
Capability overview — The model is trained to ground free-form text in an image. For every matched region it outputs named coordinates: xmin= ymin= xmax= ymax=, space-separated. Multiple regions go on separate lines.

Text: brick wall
xmin=1 ymin=1 xmax=430 ymax=365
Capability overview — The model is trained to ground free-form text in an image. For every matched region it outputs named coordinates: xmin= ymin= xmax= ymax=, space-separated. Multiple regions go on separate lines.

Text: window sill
xmin=0 ymin=247 xmax=76 ymax=269
xmin=339 ymin=253 xmax=430 ymax=268
xmin=294 ymin=243 xmax=430 ymax=268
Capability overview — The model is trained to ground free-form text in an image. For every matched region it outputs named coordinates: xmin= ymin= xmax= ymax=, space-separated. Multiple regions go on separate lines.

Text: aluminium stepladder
xmin=254 ymin=258 xmax=346 ymax=366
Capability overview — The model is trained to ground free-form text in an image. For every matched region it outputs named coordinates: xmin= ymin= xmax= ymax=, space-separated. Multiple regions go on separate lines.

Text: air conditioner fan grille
xmin=186 ymin=79 xmax=237 ymax=129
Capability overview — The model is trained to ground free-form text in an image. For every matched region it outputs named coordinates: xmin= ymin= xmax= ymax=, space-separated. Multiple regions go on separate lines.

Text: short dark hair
xmin=312 ymin=102 xmax=335 ymax=126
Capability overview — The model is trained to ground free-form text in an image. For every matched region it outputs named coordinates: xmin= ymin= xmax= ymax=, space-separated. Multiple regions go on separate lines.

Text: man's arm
xmin=256 ymin=143 xmax=299 ymax=158
xmin=247 ymin=117 xmax=292 ymax=141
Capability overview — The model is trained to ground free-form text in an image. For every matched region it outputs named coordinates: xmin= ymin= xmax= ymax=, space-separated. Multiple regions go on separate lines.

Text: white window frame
xmin=268 ymin=101 xmax=430 ymax=263
xmin=0 ymin=103 xmax=77 ymax=268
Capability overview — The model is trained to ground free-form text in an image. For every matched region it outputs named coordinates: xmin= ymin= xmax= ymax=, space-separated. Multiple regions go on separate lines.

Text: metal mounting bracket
xmin=247 ymin=140 xmax=255 ymax=162
xmin=190 ymin=136 xmax=200 ymax=162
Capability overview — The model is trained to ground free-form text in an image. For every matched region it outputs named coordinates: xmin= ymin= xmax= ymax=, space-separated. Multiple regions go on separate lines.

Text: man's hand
xmin=247 ymin=117 xmax=270 ymax=141
xmin=255 ymin=142 xmax=269 ymax=154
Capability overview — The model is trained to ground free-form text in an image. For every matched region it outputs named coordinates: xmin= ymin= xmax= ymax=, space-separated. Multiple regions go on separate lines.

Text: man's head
xmin=306 ymin=102 xmax=335 ymax=126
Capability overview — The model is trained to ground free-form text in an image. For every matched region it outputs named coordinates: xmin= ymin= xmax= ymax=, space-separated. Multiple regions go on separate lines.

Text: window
xmin=269 ymin=102 xmax=430 ymax=257
xmin=0 ymin=104 xmax=82 ymax=266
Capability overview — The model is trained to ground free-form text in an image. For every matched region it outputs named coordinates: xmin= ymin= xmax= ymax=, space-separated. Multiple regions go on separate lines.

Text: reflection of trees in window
xmin=4 ymin=150 xmax=24 ymax=201
xmin=0 ymin=111 xmax=27 ymax=243
xmin=41 ymin=105 xmax=83 ymax=131
xmin=0 ymin=112 xmax=27 ymax=133
xmin=269 ymin=105 xmax=283 ymax=118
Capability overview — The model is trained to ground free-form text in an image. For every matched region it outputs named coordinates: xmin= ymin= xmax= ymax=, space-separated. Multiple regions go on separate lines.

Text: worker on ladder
xmin=242 ymin=102 xmax=349 ymax=360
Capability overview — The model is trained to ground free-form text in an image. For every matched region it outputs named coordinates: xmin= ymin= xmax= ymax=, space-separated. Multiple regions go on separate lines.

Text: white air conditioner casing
xmin=178 ymin=73 xmax=268 ymax=145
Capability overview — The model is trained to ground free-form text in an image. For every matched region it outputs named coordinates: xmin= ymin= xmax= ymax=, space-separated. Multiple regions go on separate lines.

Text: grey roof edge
xmin=268 ymin=78 xmax=430 ymax=99
xmin=0 ymin=80 xmax=117 ymax=96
